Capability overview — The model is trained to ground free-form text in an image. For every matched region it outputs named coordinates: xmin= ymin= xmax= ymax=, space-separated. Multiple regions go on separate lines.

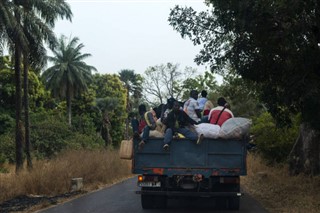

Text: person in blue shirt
xmin=197 ymin=90 xmax=208 ymax=112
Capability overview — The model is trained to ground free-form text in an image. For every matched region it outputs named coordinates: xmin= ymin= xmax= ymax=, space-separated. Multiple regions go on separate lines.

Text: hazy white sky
xmin=52 ymin=0 xmax=209 ymax=75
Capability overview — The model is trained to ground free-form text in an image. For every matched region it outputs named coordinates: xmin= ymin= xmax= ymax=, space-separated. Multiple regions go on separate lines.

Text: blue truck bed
xmin=132 ymin=137 xmax=247 ymax=177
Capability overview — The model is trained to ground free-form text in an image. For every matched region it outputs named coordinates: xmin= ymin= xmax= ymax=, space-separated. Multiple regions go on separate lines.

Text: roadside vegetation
xmin=0 ymin=149 xmax=132 ymax=210
xmin=242 ymin=153 xmax=320 ymax=213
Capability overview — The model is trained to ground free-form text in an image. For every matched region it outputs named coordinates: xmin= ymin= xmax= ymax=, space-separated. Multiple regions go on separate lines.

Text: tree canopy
xmin=42 ymin=35 xmax=96 ymax=126
xmin=143 ymin=63 xmax=197 ymax=105
xmin=169 ymin=1 xmax=320 ymax=129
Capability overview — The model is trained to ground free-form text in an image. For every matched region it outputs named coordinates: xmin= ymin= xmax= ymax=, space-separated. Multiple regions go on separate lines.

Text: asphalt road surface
xmin=38 ymin=177 xmax=269 ymax=213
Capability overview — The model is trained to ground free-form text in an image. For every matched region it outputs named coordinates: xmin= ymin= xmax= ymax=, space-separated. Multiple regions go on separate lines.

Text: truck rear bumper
xmin=136 ymin=190 xmax=243 ymax=197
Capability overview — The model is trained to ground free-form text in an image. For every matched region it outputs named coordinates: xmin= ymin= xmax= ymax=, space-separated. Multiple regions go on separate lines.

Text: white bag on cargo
xmin=219 ymin=117 xmax=252 ymax=139
xmin=119 ymin=139 xmax=133 ymax=160
xmin=140 ymin=130 xmax=164 ymax=138
xmin=149 ymin=130 xmax=164 ymax=138
xmin=194 ymin=123 xmax=220 ymax=139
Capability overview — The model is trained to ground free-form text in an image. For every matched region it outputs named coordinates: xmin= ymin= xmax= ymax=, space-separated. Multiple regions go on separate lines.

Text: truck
xmin=132 ymin=136 xmax=248 ymax=210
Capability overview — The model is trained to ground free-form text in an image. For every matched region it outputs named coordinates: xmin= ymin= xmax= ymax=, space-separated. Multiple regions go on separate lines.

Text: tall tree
xmin=42 ymin=36 xmax=96 ymax=126
xmin=94 ymin=73 xmax=127 ymax=146
xmin=143 ymin=63 xmax=196 ymax=105
xmin=180 ymin=70 xmax=218 ymax=100
xmin=1 ymin=0 xmax=72 ymax=171
xmin=0 ymin=0 xmax=27 ymax=172
xmin=19 ymin=0 xmax=72 ymax=170
xmin=169 ymin=1 xmax=320 ymax=175
xmin=119 ymin=69 xmax=143 ymax=139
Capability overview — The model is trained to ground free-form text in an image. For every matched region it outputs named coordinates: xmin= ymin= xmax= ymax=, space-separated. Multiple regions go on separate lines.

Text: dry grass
xmin=241 ymin=153 xmax=320 ymax=213
xmin=0 ymin=149 xmax=133 ymax=203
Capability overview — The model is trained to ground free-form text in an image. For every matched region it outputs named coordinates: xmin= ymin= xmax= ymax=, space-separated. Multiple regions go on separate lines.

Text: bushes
xmin=30 ymin=111 xmax=104 ymax=159
xmin=0 ymin=133 xmax=15 ymax=164
xmin=67 ymin=133 xmax=104 ymax=150
xmin=0 ymin=111 xmax=106 ymax=164
xmin=0 ymin=113 xmax=14 ymax=135
xmin=251 ymin=112 xmax=300 ymax=164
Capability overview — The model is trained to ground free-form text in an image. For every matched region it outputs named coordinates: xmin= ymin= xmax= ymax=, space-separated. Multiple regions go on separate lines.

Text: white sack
xmin=219 ymin=117 xmax=252 ymax=139
xmin=195 ymin=123 xmax=221 ymax=139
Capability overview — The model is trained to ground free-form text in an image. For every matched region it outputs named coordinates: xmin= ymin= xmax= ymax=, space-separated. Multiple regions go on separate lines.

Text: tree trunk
xmin=23 ymin=57 xmax=33 ymax=170
xmin=15 ymin=45 xmax=24 ymax=172
xmin=102 ymin=111 xmax=112 ymax=146
xmin=66 ymin=81 xmax=72 ymax=127
xmin=125 ymin=88 xmax=130 ymax=140
xmin=288 ymin=123 xmax=320 ymax=176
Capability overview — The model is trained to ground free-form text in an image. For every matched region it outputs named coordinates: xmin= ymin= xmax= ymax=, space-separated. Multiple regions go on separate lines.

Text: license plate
xmin=138 ymin=182 xmax=161 ymax=187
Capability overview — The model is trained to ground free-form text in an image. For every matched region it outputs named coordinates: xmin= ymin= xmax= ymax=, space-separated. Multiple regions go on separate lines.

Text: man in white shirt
xmin=183 ymin=90 xmax=201 ymax=123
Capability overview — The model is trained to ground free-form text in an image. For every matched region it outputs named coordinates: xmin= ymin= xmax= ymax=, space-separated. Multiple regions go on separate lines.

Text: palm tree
xmin=0 ymin=0 xmax=72 ymax=171
xmin=0 ymin=0 xmax=30 ymax=172
xmin=42 ymin=35 xmax=96 ymax=126
xmin=119 ymin=69 xmax=143 ymax=139
xmin=18 ymin=0 xmax=72 ymax=170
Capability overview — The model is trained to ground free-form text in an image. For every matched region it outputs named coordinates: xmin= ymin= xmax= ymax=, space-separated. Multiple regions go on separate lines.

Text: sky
xmin=52 ymin=0 xmax=211 ymax=76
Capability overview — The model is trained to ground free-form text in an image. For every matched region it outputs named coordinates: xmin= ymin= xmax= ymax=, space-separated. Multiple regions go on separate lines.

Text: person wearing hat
xmin=208 ymin=97 xmax=234 ymax=126
xmin=183 ymin=90 xmax=202 ymax=123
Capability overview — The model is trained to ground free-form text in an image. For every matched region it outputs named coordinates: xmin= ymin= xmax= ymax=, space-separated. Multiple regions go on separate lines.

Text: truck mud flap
xmin=136 ymin=190 xmax=243 ymax=197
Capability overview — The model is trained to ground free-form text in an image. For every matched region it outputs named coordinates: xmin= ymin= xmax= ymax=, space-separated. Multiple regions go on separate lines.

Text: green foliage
xmin=0 ymin=68 xmax=15 ymax=113
xmin=72 ymin=87 xmax=96 ymax=116
xmin=66 ymin=133 xmax=104 ymax=150
xmin=30 ymin=111 xmax=105 ymax=159
xmin=181 ymin=71 xmax=219 ymax=100
xmin=27 ymin=71 xmax=49 ymax=111
xmin=71 ymin=114 xmax=97 ymax=136
xmin=94 ymin=74 xmax=127 ymax=146
xmin=251 ymin=112 xmax=300 ymax=164
xmin=169 ymin=1 xmax=320 ymax=129
xmin=118 ymin=69 xmax=143 ymax=112
xmin=218 ymin=71 xmax=264 ymax=117
xmin=42 ymin=35 xmax=96 ymax=126
xmin=0 ymin=133 xmax=15 ymax=164
xmin=0 ymin=63 xmax=50 ymax=115
xmin=0 ymin=113 xmax=14 ymax=135
xmin=30 ymin=112 xmax=73 ymax=159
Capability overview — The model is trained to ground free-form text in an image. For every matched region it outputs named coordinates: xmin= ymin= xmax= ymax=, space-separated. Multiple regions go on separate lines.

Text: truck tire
xmin=228 ymin=197 xmax=240 ymax=210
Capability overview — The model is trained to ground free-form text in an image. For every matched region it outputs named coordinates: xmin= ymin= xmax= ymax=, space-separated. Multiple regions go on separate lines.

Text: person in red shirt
xmin=208 ymin=97 xmax=234 ymax=126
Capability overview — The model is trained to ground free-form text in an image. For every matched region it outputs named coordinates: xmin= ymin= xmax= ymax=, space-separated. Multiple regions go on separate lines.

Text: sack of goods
xmin=119 ymin=139 xmax=133 ymax=160
xmin=219 ymin=117 xmax=252 ymax=139
xmin=194 ymin=123 xmax=221 ymax=139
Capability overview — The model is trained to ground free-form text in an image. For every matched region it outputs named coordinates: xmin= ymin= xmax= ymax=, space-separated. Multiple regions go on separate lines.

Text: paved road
xmin=38 ymin=177 xmax=268 ymax=213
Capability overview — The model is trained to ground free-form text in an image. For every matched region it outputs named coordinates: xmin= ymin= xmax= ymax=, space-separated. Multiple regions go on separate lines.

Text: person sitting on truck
xmin=200 ymin=99 xmax=214 ymax=123
xmin=138 ymin=106 xmax=158 ymax=150
xmin=183 ymin=90 xmax=202 ymax=123
xmin=156 ymin=97 xmax=176 ymax=133
xmin=197 ymin=90 xmax=208 ymax=112
xmin=131 ymin=104 xmax=147 ymax=140
xmin=163 ymin=101 xmax=204 ymax=151
xmin=208 ymin=97 xmax=234 ymax=126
